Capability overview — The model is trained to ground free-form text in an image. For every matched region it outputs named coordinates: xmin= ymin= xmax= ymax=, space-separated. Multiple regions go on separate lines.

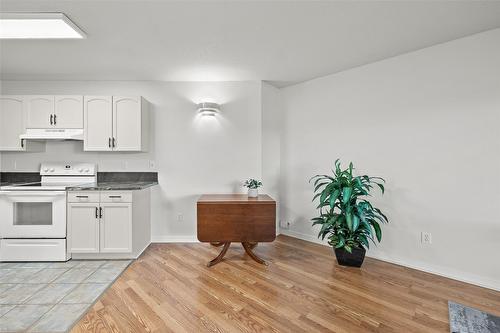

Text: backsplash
xmin=97 ymin=172 xmax=158 ymax=183
xmin=0 ymin=172 xmax=41 ymax=184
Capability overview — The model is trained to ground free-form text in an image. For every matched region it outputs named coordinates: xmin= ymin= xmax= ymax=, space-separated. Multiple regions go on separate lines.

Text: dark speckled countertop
xmin=66 ymin=181 xmax=158 ymax=191
xmin=1 ymin=172 xmax=158 ymax=191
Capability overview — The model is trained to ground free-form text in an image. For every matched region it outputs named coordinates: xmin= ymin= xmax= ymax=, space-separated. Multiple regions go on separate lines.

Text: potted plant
xmin=244 ymin=178 xmax=262 ymax=197
xmin=310 ymin=160 xmax=388 ymax=267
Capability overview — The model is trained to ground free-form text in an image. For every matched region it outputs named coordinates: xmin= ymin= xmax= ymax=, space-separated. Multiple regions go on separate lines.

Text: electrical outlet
xmin=421 ymin=232 xmax=432 ymax=244
xmin=149 ymin=160 xmax=156 ymax=169
xmin=177 ymin=213 xmax=184 ymax=222
xmin=280 ymin=220 xmax=290 ymax=229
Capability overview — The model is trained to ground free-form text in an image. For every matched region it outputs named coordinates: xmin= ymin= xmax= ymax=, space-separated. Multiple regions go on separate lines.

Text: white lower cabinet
xmin=100 ymin=203 xmax=132 ymax=253
xmin=68 ymin=203 xmax=100 ymax=253
xmin=68 ymin=191 xmax=135 ymax=256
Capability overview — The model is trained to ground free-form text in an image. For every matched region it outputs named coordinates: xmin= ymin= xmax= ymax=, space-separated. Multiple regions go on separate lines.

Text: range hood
xmin=20 ymin=128 xmax=84 ymax=141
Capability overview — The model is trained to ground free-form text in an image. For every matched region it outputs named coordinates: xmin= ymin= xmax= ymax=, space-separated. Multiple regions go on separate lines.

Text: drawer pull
xmin=76 ymin=195 xmax=89 ymax=198
xmin=109 ymin=195 xmax=122 ymax=198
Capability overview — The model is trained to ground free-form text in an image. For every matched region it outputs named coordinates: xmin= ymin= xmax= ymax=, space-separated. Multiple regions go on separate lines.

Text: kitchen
xmin=0 ymin=94 xmax=156 ymax=261
xmin=0 ymin=80 xmax=265 ymax=330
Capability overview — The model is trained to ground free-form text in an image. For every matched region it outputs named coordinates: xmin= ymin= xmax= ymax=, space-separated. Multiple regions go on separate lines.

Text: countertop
xmin=66 ymin=181 xmax=158 ymax=191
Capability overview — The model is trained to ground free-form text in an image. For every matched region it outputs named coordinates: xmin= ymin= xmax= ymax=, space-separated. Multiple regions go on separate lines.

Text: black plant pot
xmin=334 ymin=247 xmax=366 ymax=267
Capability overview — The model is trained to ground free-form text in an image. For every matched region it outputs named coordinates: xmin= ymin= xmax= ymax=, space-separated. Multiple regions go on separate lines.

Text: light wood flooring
xmin=72 ymin=235 xmax=500 ymax=332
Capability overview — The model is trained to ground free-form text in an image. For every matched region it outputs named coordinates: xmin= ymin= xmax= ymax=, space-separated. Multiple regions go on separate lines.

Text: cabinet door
xmin=113 ymin=96 xmax=142 ymax=151
xmin=84 ymin=96 xmax=113 ymax=151
xmin=68 ymin=203 xmax=100 ymax=253
xmin=100 ymin=203 xmax=132 ymax=253
xmin=26 ymin=95 xmax=54 ymax=128
xmin=55 ymin=95 xmax=83 ymax=128
xmin=0 ymin=95 xmax=25 ymax=151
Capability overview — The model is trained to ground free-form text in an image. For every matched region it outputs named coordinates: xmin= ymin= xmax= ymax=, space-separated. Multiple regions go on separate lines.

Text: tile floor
xmin=0 ymin=259 xmax=131 ymax=332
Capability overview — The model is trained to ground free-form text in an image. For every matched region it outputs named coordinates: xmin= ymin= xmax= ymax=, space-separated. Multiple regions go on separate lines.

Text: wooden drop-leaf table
xmin=197 ymin=194 xmax=276 ymax=267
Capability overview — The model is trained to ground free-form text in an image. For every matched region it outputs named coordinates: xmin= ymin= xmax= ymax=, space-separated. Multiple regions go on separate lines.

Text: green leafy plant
xmin=244 ymin=178 xmax=262 ymax=189
xmin=310 ymin=160 xmax=388 ymax=253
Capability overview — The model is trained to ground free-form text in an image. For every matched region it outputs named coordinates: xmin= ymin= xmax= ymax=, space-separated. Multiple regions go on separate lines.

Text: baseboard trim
xmin=151 ymin=235 xmax=199 ymax=243
xmin=279 ymin=229 xmax=500 ymax=292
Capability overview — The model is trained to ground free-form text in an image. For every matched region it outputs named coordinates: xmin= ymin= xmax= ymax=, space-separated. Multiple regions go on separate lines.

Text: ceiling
xmin=1 ymin=1 xmax=500 ymax=87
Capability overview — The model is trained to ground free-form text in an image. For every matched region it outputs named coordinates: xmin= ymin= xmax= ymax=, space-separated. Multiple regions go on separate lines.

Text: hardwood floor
xmin=72 ymin=235 xmax=500 ymax=333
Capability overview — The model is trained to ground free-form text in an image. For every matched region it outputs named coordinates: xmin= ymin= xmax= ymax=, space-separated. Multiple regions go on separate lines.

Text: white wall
xmin=0 ymin=80 xmax=263 ymax=241
xmin=280 ymin=28 xmax=500 ymax=290
xmin=262 ymin=82 xmax=283 ymax=234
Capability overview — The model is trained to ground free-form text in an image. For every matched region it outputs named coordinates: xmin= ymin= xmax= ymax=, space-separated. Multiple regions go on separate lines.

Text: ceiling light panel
xmin=0 ymin=13 xmax=86 ymax=39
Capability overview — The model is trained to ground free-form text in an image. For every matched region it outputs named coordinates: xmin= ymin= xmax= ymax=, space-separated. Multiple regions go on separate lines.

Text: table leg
xmin=242 ymin=242 xmax=267 ymax=265
xmin=210 ymin=242 xmax=225 ymax=247
xmin=207 ymin=242 xmax=231 ymax=267
xmin=248 ymin=242 xmax=258 ymax=249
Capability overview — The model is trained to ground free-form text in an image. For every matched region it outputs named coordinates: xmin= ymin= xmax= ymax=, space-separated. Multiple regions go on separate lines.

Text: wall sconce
xmin=197 ymin=102 xmax=220 ymax=116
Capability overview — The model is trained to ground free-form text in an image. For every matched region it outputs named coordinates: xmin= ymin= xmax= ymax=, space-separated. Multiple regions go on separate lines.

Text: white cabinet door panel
xmin=55 ymin=95 xmax=83 ymax=128
xmin=100 ymin=203 xmax=132 ymax=253
xmin=0 ymin=95 xmax=25 ymax=151
xmin=26 ymin=95 xmax=54 ymax=128
xmin=68 ymin=203 xmax=100 ymax=253
xmin=84 ymin=96 xmax=112 ymax=151
xmin=113 ymin=96 xmax=142 ymax=151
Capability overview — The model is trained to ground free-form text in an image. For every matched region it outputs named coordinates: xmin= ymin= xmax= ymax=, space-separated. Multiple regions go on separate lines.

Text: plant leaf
xmin=342 ymin=187 xmax=353 ymax=204
xmin=352 ymin=215 xmax=360 ymax=231
xmin=372 ymin=221 xmax=382 ymax=242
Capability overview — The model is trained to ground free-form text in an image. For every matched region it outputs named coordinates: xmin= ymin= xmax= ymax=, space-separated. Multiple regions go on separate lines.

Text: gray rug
xmin=449 ymin=301 xmax=500 ymax=333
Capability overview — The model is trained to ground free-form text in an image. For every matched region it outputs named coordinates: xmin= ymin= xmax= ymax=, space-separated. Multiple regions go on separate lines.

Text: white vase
xmin=248 ymin=188 xmax=258 ymax=198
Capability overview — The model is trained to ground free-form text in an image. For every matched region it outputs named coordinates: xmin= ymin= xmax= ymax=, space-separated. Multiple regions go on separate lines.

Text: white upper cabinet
xmin=0 ymin=95 xmax=45 ymax=152
xmin=84 ymin=96 xmax=113 ymax=151
xmin=2 ymin=94 xmax=147 ymax=152
xmin=113 ymin=96 xmax=143 ymax=151
xmin=26 ymin=95 xmax=55 ymax=128
xmin=0 ymin=96 xmax=25 ymax=151
xmin=55 ymin=95 xmax=83 ymax=128
xmin=84 ymin=96 xmax=148 ymax=152
xmin=26 ymin=95 xmax=84 ymax=129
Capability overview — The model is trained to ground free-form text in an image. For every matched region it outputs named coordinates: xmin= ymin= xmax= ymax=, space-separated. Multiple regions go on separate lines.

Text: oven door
xmin=0 ymin=191 xmax=66 ymax=238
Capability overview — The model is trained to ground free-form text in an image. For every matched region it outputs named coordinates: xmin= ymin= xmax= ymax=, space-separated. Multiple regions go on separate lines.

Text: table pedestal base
xmin=207 ymin=242 xmax=266 ymax=267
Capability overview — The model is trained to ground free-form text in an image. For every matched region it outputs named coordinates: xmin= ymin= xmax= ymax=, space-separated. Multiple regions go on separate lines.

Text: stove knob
xmin=43 ymin=168 xmax=49 ymax=172
xmin=50 ymin=168 xmax=55 ymax=172
xmin=84 ymin=168 xmax=90 ymax=173
xmin=78 ymin=168 xmax=84 ymax=173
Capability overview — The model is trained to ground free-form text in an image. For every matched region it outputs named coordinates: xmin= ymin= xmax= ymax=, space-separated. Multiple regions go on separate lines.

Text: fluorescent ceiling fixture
xmin=0 ymin=13 xmax=86 ymax=39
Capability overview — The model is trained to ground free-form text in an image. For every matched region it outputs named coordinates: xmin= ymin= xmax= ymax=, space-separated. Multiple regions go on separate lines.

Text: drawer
xmin=67 ymin=192 xmax=100 ymax=203
xmin=100 ymin=191 xmax=132 ymax=203
xmin=0 ymin=239 xmax=67 ymax=262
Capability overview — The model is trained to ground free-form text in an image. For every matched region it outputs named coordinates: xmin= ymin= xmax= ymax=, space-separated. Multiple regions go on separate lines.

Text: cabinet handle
xmin=112 ymin=137 xmax=116 ymax=148
xmin=108 ymin=137 xmax=111 ymax=148
xmin=95 ymin=207 xmax=99 ymax=218
xmin=20 ymin=139 xmax=24 ymax=148
xmin=109 ymin=195 xmax=121 ymax=198
xmin=50 ymin=114 xmax=53 ymax=125
xmin=99 ymin=207 xmax=103 ymax=218
xmin=76 ymin=195 xmax=88 ymax=198
xmin=53 ymin=114 xmax=57 ymax=125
